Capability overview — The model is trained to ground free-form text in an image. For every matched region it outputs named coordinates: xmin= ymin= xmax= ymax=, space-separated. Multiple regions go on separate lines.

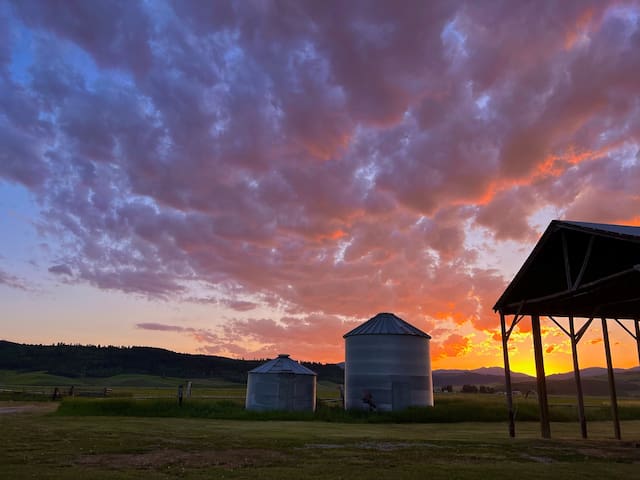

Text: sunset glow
xmin=1 ymin=1 xmax=640 ymax=373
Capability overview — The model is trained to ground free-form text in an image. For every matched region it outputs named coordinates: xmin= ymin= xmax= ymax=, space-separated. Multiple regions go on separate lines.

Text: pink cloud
xmin=476 ymin=187 xmax=539 ymax=242
xmin=135 ymin=315 xmax=357 ymax=362
xmin=3 ymin=1 xmax=640 ymax=362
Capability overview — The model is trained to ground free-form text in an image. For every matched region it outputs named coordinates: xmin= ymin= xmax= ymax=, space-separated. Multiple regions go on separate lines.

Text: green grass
xmin=54 ymin=394 xmax=640 ymax=423
xmin=0 ymin=371 xmax=345 ymax=405
xmin=0 ymin=370 xmax=250 ymax=401
xmin=0 ymin=369 xmax=82 ymax=386
xmin=4 ymin=370 xmax=640 ymax=424
xmin=0 ymin=370 xmax=241 ymax=388
xmin=2 ymin=403 xmax=640 ymax=479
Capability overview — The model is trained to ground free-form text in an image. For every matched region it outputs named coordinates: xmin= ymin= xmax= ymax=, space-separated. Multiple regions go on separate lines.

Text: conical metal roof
xmin=248 ymin=354 xmax=317 ymax=375
xmin=343 ymin=312 xmax=431 ymax=338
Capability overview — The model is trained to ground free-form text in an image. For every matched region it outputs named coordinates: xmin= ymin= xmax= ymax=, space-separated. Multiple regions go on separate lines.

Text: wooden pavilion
xmin=494 ymin=220 xmax=640 ymax=439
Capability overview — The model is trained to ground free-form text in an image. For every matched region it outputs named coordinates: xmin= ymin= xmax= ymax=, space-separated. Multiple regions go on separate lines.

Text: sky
xmin=1 ymin=0 xmax=640 ymax=375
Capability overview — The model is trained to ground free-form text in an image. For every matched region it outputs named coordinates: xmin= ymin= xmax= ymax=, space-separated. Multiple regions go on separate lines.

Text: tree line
xmin=438 ymin=385 xmax=496 ymax=394
xmin=0 ymin=340 xmax=344 ymax=384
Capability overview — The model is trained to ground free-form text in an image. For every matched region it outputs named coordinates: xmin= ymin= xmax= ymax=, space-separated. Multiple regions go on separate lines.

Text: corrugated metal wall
xmin=345 ymin=334 xmax=433 ymax=411
xmin=245 ymin=372 xmax=316 ymax=411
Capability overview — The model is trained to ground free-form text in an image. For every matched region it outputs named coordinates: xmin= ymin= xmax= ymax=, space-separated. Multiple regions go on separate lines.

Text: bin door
xmin=392 ymin=381 xmax=410 ymax=411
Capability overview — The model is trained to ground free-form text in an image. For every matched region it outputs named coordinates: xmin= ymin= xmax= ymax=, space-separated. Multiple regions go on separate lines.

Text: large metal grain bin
xmin=344 ymin=312 xmax=433 ymax=411
xmin=245 ymin=354 xmax=317 ymax=412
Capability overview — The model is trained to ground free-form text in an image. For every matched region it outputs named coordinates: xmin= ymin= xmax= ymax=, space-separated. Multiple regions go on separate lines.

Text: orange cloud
xmin=535 ymin=146 xmax=604 ymax=177
xmin=564 ymin=8 xmax=595 ymax=50
xmin=433 ymin=333 xmax=471 ymax=359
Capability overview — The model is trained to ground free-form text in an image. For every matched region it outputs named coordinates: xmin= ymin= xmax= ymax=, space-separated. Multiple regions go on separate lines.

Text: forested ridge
xmin=0 ymin=340 xmax=344 ymax=383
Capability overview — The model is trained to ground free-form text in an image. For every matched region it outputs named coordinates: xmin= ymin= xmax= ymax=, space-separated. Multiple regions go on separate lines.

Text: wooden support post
xmin=531 ymin=314 xmax=551 ymax=438
xmin=601 ymin=318 xmax=621 ymax=440
xmin=569 ymin=316 xmax=587 ymax=439
xmin=635 ymin=319 xmax=640 ymax=367
xmin=500 ymin=312 xmax=515 ymax=437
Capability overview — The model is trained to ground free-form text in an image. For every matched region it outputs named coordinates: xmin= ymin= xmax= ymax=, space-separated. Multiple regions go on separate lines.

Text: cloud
xmin=135 ymin=322 xmax=225 ymax=350
xmin=476 ymin=187 xmax=540 ymax=242
xmin=0 ymin=268 xmax=29 ymax=291
xmin=433 ymin=333 xmax=471 ymax=359
xmin=220 ymin=299 xmax=258 ymax=312
xmin=48 ymin=264 xmax=72 ymax=276
xmin=3 ymin=1 xmax=640 ymax=359
xmin=214 ymin=314 xmax=360 ymax=361
xmin=11 ymin=0 xmax=153 ymax=77
xmin=136 ymin=322 xmax=187 ymax=333
xmin=136 ymin=314 xmax=359 ymax=362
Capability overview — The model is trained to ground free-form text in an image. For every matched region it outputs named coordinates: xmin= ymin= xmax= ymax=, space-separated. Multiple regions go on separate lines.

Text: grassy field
xmin=1 ymin=402 xmax=639 ymax=479
xmin=0 ymin=370 xmax=247 ymax=400
xmin=0 ymin=370 xmax=243 ymax=388
xmin=0 ymin=371 xmax=342 ymax=402
xmin=52 ymin=394 xmax=640 ymax=425
xmin=3 ymin=371 xmax=640 ymax=478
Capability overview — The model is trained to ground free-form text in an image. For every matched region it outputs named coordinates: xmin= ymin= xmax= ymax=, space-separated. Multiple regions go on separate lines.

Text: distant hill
xmin=433 ymin=368 xmax=533 ymax=386
xmin=432 ymin=368 xmax=533 ymax=389
xmin=547 ymin=367 xmax=632 ymax=381
xmin=1 ymin=340 xmax=638 ymax=396
xmin=433 ymin=366 xmax=640 ymax=397
xmin=0 ymin=340 xmax=344 ymax=384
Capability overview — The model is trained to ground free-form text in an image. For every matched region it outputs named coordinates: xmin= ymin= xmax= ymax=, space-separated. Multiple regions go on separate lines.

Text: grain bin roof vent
xmin=249 ymin=354 xmax=317 ymax=375
xmin=343 ymin=312 xmax=431 ymax=338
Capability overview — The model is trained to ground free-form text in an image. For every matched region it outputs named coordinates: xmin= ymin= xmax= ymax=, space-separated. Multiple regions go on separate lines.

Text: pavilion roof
xmin=494 ymin=220 xmax=640 ymax=318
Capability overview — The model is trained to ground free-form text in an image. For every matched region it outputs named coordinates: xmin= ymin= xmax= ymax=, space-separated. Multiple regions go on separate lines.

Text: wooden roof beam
xmin=502 ymin=265 xmax=640 ymax=311
xmin=572 ymin=235 xmax=594 ymax=291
